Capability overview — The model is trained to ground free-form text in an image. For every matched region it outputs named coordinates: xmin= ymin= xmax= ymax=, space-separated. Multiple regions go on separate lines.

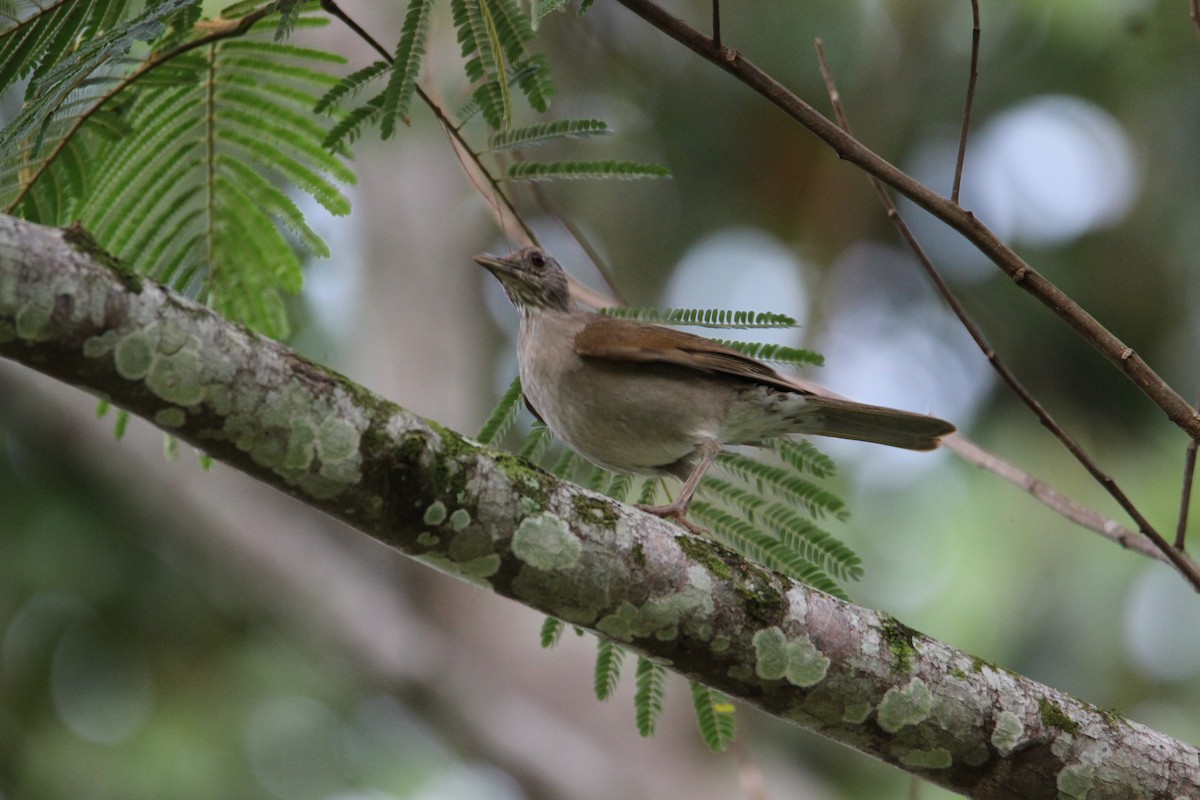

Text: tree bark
xmin=1 ymin=214 xmax=1195 ymax=799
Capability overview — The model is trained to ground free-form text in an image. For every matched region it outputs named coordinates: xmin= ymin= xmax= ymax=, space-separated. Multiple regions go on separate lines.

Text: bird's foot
xmin=634 ymin=501 xmax=707 ymax=536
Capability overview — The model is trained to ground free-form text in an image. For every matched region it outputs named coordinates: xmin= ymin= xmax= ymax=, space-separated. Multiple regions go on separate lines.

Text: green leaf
xmin=690 ymin=500 xmax=847 ymax=598
xmin=540 ymin=617 xmax=564 ymax=648
xmin=505 ymin=159 xmax=670 ymax=181
xmin=770 ymin=438 xmax=838 ymax=479
xmin=487 ymin=118 xmax=609 ymax=150
xmin=593 ymin=640 xmax=625 ymax=701
xmin=380 ymin=0 xmax=434 ymax=138
xmin=314 ymin=59 xmax=390 ymax=114
xmin=478 ymin=375 xmax=524 ymax=444
xmin=634 ymin=658 xmax=666 ymax=737
xmin=711 ymin=339 xmax=824 ymax=368
xmin=598 ymin=306 xmax=797 ymax=329
xmin=689 ymin=682 xmax=735 ymax=752
xmin=713 ymin=452 xmax=847 ymax=520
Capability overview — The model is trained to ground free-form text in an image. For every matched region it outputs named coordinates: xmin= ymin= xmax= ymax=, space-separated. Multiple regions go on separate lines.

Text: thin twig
xmin=527 ymin=180 xmax=628 ymax=304
xmin=813 ymin=39 xmax=1200 ymax=591
xmin=5 ymin=9 xmax=271 ymax=213
xmin=1192 ymin=0 xmax=1200 ymax=44
xmin=951 ymin=0 xmax=980 ymax=203
xmin=1177 ymin=385 xmax=1200 ymax=549
xmin=712 ymin=0 xmax=721 ymax=48
xmin=610 ymin=0 xmax=1200 ymax=442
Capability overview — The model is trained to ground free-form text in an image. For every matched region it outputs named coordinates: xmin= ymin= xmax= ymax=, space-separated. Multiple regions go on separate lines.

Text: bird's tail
xmin=798 ymin=395 xmax=955 ymax=451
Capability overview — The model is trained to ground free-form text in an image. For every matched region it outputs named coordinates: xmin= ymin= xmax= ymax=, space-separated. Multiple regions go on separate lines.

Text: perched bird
xmin=475 ymin=246 xmax=955 ymax=529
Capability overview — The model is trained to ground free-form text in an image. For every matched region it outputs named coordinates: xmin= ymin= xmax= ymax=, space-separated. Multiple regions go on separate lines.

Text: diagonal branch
xmin=812 ymin=39 xmax=1200 ymax=591
xmin=1 ymin=213 xmax=1198 ymax=799
xmin=609 ymin=0 xmax=1200 ymax=442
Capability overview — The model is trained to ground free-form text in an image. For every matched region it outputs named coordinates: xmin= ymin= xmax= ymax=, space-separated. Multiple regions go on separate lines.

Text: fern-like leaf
xmin=478 ymin=375 xmax=524 ymax=444
xmin=689 ymin=682 xmax=735 ymax=752
xmin=540 ymin=616 xmax=564 ymax=648
xmin=0 ymin=0 xmax=197 ymax=158
xmin=714 ymin=451 xmax=847 ymax=520
xmin=534 ymin=0 xmax=569 ymax=23
xmin=61 ymin=28 xmax=355 ymax=338
xmin=690 ymin=501 xmax=846 ymax=598
xmin=770 ymin=438 xmax=838 ymax=479
xmin=518 ymin=422 xmax=552 ymax=460
xmin=314 ymin=59 xmax=389 ymax=114
xmin=699 ymin=477 xmax=861 ymax=582
xmin=634 ymin=658 xmax=666 ymax=737
xmin=593 ymin=639 xmax=625 ymax=701
xmin=505 ymin=159 xmax=669 ymax=181
xmin=272 ymin=0 xmax=308 ymax=40
xmin=380 ymin=0 xmax=433 ymax=138
xmin=711 ymin=339 xmax=824 ymax=368
xmin=599 ymin=306 xmax=797 ymax=329
xmin=487 ymin=118 xmax=609 ymax=150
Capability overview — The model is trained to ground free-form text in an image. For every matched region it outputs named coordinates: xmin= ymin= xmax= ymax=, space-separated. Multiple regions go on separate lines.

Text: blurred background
xmin=4 ymin=0 xmax=1200 ymax=798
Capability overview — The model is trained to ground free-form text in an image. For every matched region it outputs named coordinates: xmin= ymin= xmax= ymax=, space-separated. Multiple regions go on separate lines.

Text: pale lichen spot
xmin=898 ymin=748 xmax=952 ymax=769
xmin=843 ymin=702 xmax=872 ymax=724
xmin=424 ymin=501 xmax=448 ymax=525
xmin=449 ymin=508 xmax=471 ymax=532
xmin=317 ymin=417 xmax=360 ymax=462
xmin=991 ymin=711 xmax=1024 ymax=755
xmin=15 ymin=302 xmax=52 ymax=341
xmin=753 ymin=626 xmax=830 ymax=687
xmin=114 ymin=331 xmax=154 ymax=379
xmin=877 ymin=677 xmax=933 ymax=733
xmin=1056 ymin=764 xmax=1094 ymax=799
xmin=512 ymin=513 xmax=581 ymax=570
xmin=416 ymin=532 xmax=440 ymax=546
xmin=154 ymin=407 xmax=187 ymax=428
xmin=146 ymin=349 xmax=205 ymax=405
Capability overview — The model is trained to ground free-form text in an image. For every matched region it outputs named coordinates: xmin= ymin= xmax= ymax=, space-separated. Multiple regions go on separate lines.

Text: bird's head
xmin=473 ymin=247 xmax=572 ymax=313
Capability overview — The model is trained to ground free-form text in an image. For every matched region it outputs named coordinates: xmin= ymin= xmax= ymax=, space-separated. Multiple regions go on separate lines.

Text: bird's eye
xmin=530 ymin=251 xmax=545 ymax=268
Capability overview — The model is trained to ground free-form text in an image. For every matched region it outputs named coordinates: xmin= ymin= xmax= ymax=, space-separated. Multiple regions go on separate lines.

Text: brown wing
xmin=572 ymin=316 xmax=803 ymax=394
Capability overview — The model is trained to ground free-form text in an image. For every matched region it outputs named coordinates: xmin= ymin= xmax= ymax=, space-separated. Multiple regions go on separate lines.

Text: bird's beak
xmin=473 ymin=253 xmax=514 ymax=276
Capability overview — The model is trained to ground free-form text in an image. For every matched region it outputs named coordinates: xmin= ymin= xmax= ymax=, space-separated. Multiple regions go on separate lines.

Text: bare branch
xmin=813 ymin=39 xmax=1200 ymax=591
xmin=951 ymin=0 xmax=981 ymax=203
xmin=1177 ymin=385 xmax=1200 ymax=548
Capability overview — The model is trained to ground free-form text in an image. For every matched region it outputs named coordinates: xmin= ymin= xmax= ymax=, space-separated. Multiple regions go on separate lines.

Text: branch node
xmin=1120 ymin=347 xmax=1134 ymax=361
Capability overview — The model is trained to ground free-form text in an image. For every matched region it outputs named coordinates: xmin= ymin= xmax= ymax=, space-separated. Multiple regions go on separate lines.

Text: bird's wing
xmin=572 ymin=316 xmax=802 ymax=394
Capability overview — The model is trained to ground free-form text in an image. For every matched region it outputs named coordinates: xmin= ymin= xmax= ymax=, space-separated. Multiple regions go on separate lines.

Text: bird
xmin=474 ymin=246 xmax=955 ymax=530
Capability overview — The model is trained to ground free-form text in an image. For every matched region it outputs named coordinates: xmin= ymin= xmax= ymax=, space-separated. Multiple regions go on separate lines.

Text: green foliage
xmin=271 ymin=0 xmax=307 ymax=40
xmin=477 ymin=375 xmax=524 ymax=444
xmin=379 ymin=0 xmax=434 ymax=138
xmin=539 ymin=616 xmax=564 ymax=648
xmin=0 ymin=0 xmax=197 ymax=155
xmin=2 ymin=5 xmax=355 ymax=339
xmin=714 ymin=451 xmax=848 ymax=520
xmin=599 ymin=306 xmax=798 ymax=329
xmin=593 ymin=639 xmax=625 ymax=700
xmin=771 ymin=438 xmax=839 ymax=479
xmin=505 ymin=159 xmax=670 ymax=181
xmin=634 ymin=658 xmax=666 ymax=737
xmin=486 ymin=118 xmax=609 ymax=150
xmin=712 ymin=339 xmax=825 ymax=368
xmin=690 ymin=500 xmax=850 ymax=599
xmin=2 ymin=9 xmax=355 ymax=340
xmin=689 ymin=682 xmax=735 ymax=752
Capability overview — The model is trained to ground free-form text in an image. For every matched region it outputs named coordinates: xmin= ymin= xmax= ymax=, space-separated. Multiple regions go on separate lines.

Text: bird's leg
xmin=635 ymin=438 xmax=721 ymax=534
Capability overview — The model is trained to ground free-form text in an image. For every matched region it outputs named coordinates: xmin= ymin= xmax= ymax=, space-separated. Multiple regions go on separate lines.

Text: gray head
xmin=473 ymin=247 xmax=572 ymax=313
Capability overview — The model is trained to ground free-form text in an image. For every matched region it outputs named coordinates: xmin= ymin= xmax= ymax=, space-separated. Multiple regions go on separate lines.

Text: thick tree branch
xmin=1 ymin=214 xmax=1196 ymax=799
xmin=610 ymin=0 xmax=1200 ymax=442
